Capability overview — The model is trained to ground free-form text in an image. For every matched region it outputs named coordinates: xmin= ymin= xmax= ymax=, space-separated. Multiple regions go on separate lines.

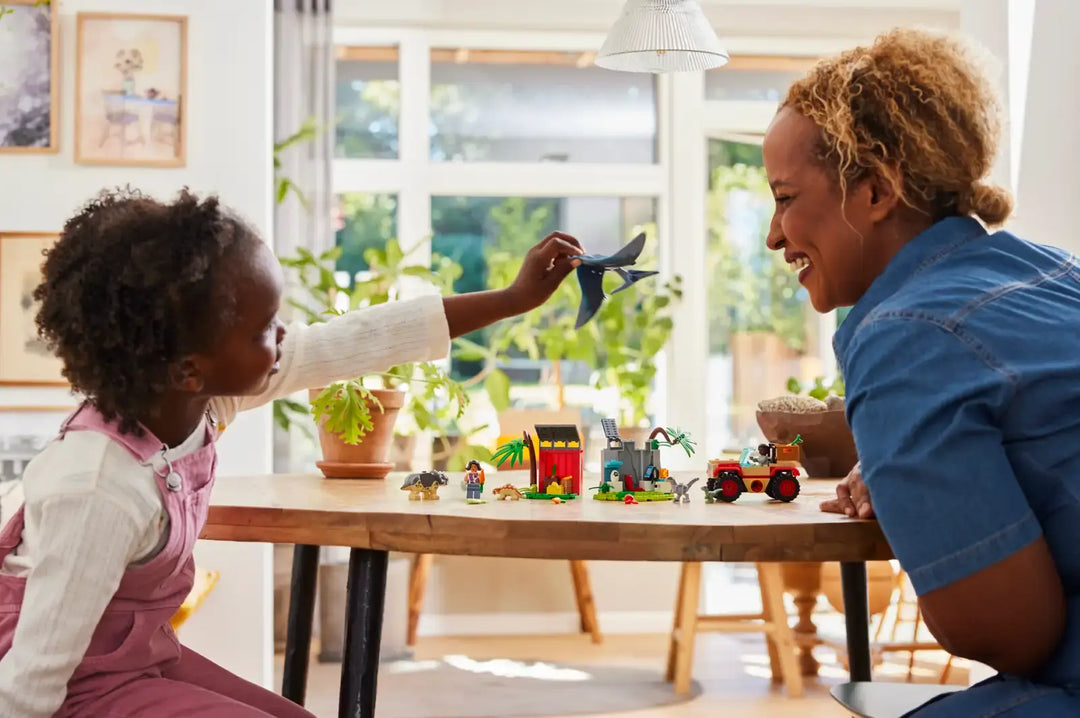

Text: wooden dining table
xmin=202 ymin=471 xmax=892 ymax=718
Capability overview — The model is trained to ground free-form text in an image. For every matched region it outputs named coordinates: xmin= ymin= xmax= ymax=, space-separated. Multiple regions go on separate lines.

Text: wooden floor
xmin=274 ymin=632 xmax=966 ymax=718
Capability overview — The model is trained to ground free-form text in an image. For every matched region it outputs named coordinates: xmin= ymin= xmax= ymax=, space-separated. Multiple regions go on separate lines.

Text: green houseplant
xmin=589 ymin=256 xmax=683 ymax=429
xmin=452 ymin=198 xmax=603 ymax=413
xmin=279 ymin=240 xmax=473 ymax=477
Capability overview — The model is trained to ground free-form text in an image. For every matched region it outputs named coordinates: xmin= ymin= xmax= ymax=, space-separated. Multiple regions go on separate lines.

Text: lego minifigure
xmin=463 ymin=460 xmax=486 ymax=503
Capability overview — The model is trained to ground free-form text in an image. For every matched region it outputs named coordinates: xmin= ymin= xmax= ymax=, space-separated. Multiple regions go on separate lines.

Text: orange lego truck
xmin=704 ymin=440 xmax=802 ymax=503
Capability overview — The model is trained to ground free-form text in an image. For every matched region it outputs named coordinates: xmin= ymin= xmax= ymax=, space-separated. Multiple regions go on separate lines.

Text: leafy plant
xmin=786 ymin=375 xmax=845 ymax=400
xmin=273 ymin=117 xmax=321 ymax=208
xmin=0 ymin=0 xmax=48 ymax=22
xmin=589 ymin=239 xmax=683 ymax=427
xmin=467 ymin=198 xmax=603 ymax=411
xmin=279 ymin=242 xmax=491 ymax=468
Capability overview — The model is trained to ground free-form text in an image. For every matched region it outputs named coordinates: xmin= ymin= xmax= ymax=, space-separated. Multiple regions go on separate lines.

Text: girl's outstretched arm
xmin=212 ymin=233 xmax=583 ymax=424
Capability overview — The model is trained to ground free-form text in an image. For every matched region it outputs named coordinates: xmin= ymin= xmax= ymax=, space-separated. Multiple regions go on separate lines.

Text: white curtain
xmin=273 ymin=0 xmax=335 ymax=260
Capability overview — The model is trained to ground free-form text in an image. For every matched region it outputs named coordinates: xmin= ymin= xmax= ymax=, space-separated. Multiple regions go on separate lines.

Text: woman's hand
xmin=820 ymin=462 xmax=874 ymax=518
xmin=504 ymin=232 xmax=585 ymax=314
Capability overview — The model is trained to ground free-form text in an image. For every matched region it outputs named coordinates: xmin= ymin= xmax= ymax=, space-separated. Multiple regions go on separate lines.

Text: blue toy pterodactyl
xmin=572 ymin=232 xmax=659 ymax=329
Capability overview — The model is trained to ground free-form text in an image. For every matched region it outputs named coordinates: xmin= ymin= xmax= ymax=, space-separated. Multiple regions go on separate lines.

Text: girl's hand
xmin=820 ymin=462 xmax=874 ymax=518
xmin=504 ymin=232 xmax=585 ymax=314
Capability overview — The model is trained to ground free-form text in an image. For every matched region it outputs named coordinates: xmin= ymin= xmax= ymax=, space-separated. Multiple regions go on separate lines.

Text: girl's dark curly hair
xmin=35 ymin=187 xmax=261 ymax=434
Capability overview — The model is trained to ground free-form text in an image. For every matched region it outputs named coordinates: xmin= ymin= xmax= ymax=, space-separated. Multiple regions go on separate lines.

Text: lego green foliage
xmin=491 ymin=438 xmax=526 ymax=469
xmin=650 ymin=427 xmax=697 ymax=457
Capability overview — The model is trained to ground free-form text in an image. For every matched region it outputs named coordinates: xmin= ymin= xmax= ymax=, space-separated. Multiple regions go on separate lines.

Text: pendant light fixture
xmin=595 ymin=0 xmax=729 ymax=73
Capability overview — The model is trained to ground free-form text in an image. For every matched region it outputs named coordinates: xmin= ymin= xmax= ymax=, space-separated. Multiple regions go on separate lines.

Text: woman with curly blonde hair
xmin=764 ymin=27 xmax=1080 ymax=714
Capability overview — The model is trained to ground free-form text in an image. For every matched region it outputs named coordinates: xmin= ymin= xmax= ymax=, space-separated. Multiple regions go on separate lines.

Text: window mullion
xmin=397 ymin=31 xmax=432 ymax=269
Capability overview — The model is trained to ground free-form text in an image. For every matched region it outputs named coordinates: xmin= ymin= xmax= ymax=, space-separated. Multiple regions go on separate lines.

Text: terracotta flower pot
xmin=310 ymin=387 xmax=405 ymax=479
xmin=756 ymin=408 xmax=858 ymax=478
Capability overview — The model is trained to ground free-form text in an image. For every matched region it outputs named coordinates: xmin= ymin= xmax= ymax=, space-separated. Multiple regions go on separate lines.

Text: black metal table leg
xmin=282 ymin=544 xmax=320 ymax=705
xmin=841 ymin=561 xmax=872 ymax=682
xmin=339 ymin=548 xmax=389 ymax=718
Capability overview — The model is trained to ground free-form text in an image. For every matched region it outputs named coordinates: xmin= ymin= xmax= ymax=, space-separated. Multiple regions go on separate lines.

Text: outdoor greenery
xmin=786 ymin=374 xmax=845 ymax=400
xmin=706 ymin=143 xmax=807 ymax=355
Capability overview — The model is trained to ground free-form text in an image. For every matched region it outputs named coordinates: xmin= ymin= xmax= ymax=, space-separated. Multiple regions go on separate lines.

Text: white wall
xmin=1009 ymin=0 xmax=1080 ymax=255
xmin=0 ymin=0 xmax=274 ymax=687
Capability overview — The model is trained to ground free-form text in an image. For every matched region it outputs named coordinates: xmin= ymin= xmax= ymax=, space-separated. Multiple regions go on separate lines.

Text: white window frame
xmin=331 ymin=26 xmax=848 ymax=471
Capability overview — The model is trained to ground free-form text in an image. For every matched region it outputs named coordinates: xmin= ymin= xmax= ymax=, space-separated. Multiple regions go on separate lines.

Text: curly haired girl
xmin=0 ymin=187 xmax=584 ymax=717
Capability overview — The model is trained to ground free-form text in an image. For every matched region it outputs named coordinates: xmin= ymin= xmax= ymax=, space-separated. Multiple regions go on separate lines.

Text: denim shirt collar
xmin=832 ymin=215 xmax=988 ymax=364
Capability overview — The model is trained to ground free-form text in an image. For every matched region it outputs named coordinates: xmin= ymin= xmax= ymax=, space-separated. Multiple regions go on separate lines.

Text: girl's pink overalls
xmin=0 ymin=404 xmax=314 ymax=717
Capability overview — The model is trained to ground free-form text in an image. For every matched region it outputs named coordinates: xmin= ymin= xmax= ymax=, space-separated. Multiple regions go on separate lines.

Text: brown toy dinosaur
xmin=491 ymin=484 xmax=525 ymax=501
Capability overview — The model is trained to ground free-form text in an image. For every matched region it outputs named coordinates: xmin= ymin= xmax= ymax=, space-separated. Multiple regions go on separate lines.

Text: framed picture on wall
xmin=0 ymin=232 xmax=66 ymax=386
xmin=0 ymin=0 xmax=60 ymax=153
xmin=74 ymin=12 xmax=187 ymax=167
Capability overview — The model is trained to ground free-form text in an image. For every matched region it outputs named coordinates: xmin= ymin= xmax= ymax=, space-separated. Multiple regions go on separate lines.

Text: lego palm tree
xmin=648 ymin=426 xmax=697 ymax=457
xmin=491 ymin=431 xmax=538 ymax=489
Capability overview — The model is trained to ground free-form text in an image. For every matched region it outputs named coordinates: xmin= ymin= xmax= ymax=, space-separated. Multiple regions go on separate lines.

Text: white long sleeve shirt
xmin=0 ymin=295 xmax=450 ymax=718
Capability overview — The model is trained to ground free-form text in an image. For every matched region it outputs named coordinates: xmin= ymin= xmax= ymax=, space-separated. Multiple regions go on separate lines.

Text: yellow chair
xmin=170 ymin=567 xmax=220 ymax=631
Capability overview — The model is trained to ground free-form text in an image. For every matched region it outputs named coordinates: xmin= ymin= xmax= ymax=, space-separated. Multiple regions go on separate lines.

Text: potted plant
xmin=450 ymin=198 xmax=606 ymax=415
xmin=278 ymin=240 xmax=470 ymax=478
xmin=756 ymin=375 xmax=855 ymax=479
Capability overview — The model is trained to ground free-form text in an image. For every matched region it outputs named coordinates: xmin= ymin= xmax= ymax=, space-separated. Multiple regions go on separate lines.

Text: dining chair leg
xmin=758 ymin=563 xmax=803 ymax=697
xmin=664 ymin=562 xmax=689 ymax=682
xmin=282 ymin=544 xmax=319 ymax=706
xmin=569 ymin=560 xmax=602 ymax=644
xmin=406 ymin=553 xmax=433 ymax=646
xmin=339 ymin=548 xmax=389 ymax=718
xmin=841 ymin=561 xmax=873 ymax=682
xmin=671 ymin=561 xmax=702 ymax=695
xmin=757 ymin=564 xmax=783 ymax=684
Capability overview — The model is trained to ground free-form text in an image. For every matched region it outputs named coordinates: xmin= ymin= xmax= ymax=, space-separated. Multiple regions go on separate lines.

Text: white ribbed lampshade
xmin=596 ymin=0 xmax=729 ymax=73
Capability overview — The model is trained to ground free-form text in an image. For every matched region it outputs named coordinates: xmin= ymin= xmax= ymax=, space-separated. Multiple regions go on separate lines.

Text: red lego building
xmin=534 ymin=424 xmax=584 ymax=495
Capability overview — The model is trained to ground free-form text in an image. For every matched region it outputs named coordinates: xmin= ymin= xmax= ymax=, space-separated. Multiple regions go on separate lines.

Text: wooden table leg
xmin=569 ymin=560 xmax=602 ymax=644
xmin=841 ymin=561 xmax=872 ymax=682
xmin=339 ymin=548 xmax=389 ymax=718
xmin=282 ymin=544 xmax=319 ymax=705
xmin=407 ymin=553 xmax=433 ymax=646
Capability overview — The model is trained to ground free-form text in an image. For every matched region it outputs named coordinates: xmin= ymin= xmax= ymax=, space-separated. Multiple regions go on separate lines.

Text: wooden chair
xmin=665 ymin=561 xmax=803 ymax=697
xmin=406 ymin=553 xmax=601 ymax=645
xmin=170 ymin=567 xmax=220 ymax=631
xmin=830 ymin=682 xmax=961 ymax=717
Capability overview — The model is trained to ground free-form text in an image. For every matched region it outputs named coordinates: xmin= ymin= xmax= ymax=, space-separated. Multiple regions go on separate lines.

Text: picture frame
xmin=0 ymin=232 xmax=66 ymax=386
xmin=74 ymin=12 xmax=187 ymax=167
xmin=0 ymin=0 xmax=60 ymax=153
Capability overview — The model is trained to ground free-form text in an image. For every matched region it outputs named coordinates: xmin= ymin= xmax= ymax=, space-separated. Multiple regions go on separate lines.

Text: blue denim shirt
xmin=834 ymin=216 xmax=1080 ymax=715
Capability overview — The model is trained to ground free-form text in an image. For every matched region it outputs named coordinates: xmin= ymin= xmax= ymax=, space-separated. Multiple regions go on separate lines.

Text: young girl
xmin=0 ymin=188 xmax=584 ymax=717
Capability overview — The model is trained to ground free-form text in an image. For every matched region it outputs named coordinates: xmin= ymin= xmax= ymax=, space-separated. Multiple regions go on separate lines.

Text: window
xmin=704 ymin=137 xmax=823 ymax=453
xmin=431 ymin=194 xmax=658 ymax=387
xmin=334 ymin=193 xmax=399 ymax=280
xmin=429 ymin=48 xmax=657 ymax=163
xmin=704 ymin=56 xmax=817 ymax=103
xmin=324 ymin=28 xmax=837 ymax=477
xmin=335 ymin=46 xmax=400 ymax=159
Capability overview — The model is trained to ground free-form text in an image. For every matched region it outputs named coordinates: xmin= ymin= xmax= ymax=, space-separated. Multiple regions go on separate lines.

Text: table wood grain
xmin=202 ymin=471 xmax=892 ymax=563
